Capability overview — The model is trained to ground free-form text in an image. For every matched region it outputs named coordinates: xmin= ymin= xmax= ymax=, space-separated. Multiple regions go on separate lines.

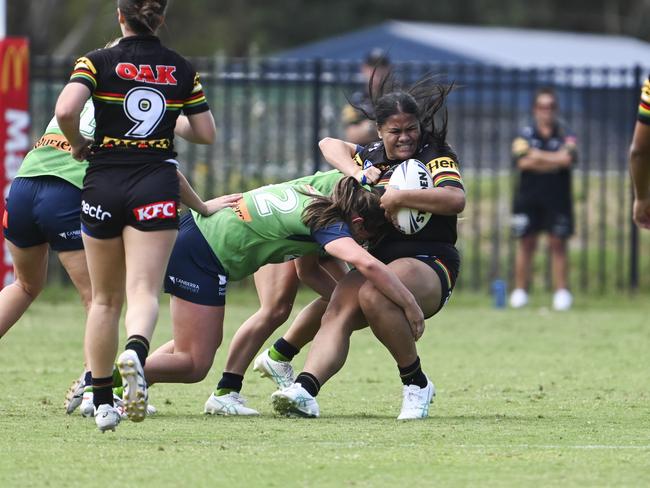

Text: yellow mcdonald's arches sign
xmin=1 ymin=41 xmax=29 ymax=94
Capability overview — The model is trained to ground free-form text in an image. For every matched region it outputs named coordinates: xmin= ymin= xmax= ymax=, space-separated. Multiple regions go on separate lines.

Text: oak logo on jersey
xmin=116 ymin=63 xmax=178 ymax=85
xmin=133 ymin=201 xmax=177 ymax=221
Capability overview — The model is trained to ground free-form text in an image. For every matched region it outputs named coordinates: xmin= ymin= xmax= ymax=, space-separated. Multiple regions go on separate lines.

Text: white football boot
xmin=271 ymin=383 xmax=320 ymax=418
xmin=204 ymin=392 xmax=259 ymax=416
xmin=253 ymin=349 xmax=295 ymax=389
xmin=397 ymin=379 xmax=436 ymax=420
xmin=116 ymin=350 xmax=148 ymax=422
xmin=64 ymin=371 xmax=87 ymax=414
xmin=79 ymin=388 xmax=95 ymax=417
xmin=94 ymin=403 xmax=121 ymax=433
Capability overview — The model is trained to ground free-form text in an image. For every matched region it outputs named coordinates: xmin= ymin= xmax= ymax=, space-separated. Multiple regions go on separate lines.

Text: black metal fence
xmin=30 ymin=56 xmax=650 ymax=293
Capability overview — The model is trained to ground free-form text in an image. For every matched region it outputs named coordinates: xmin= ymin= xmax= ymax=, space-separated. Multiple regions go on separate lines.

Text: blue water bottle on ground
xmin=492 ymin=279 xmax=506 ymax=309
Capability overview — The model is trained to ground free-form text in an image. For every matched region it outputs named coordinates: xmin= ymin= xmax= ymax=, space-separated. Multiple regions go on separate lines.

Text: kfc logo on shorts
xmin=133 ymin=200 xmax=177 ymax=221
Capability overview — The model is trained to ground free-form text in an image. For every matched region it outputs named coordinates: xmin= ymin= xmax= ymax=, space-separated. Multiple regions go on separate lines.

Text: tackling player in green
xmin=140 ymin=172 xmax=424 ymax=416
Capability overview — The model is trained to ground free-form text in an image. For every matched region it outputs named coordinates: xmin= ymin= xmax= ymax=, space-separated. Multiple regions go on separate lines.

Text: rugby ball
xmin=387 ymin=159 xmax=433 ymax=234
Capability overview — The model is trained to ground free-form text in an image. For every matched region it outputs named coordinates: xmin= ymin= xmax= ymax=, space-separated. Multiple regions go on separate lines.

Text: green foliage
xmin=9 ymin=0 xmax=650 ymax=56
xmin=1 ymin=288 xmax=649 ymax=486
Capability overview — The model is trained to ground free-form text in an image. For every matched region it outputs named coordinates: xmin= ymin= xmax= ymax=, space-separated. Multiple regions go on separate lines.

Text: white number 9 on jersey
xmin=123 ymin=86 xmax=166 ymax=138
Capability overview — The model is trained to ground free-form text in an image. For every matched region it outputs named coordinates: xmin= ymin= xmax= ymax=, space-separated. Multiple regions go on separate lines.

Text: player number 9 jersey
xmin=67 ymin=35 xmax=210 ymax=164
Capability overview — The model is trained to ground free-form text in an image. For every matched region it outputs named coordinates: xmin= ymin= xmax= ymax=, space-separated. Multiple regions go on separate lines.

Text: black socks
xmin=216 ymin=372 xmax=244 ymax=395
xmin=295 ymin=372 xmax=321 ymax=397
xmin=270 ymin=338 xmax=299 ymax=362
xmin=92 ymin=375 xmax=114 ymax=408
xmin=399 ymin=356 xmax=428 ymax=389
xmin=125 ymin=334 xmax=150 ymax=366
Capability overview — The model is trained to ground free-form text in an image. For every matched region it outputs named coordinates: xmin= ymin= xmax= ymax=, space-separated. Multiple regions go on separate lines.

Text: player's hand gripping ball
xmin=387 ymin=159 xmax=433 ymax=234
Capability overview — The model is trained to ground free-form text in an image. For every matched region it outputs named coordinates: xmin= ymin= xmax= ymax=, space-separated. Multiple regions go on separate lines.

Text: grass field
xmin=0 ymin=286 xmax=649 ymax=487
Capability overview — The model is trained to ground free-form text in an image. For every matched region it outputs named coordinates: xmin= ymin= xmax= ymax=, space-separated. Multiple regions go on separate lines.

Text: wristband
xmin=360 ymin=173 xmax=367 ymax=185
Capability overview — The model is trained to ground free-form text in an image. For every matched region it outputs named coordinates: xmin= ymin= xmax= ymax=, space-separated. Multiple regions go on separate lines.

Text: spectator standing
xmin=340 ymin=48 xmax=391 ymax=145
xmin=510 ymin=88 xmax=577 ymax=311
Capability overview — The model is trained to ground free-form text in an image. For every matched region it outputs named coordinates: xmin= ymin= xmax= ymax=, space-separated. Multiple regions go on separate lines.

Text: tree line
xmin=9 ymin=0 xmax=650 ymax=57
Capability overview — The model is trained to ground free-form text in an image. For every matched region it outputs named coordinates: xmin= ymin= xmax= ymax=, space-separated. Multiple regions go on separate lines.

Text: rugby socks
xmin=216 ymin=372 xmax=244 ymax=396
xmin=295 ymin=372 xmax=320 ymax=397
xmin=399 ymin=356 xmax=428 ymax=389
xmin=83 ymin=368 xmax=122 ymax=394
xmin=125 ymin=334 xmax=150 ymax=367
xmin=92 ymin=375 xmax=114 ymax=408
xmin=269 ymin=338 xmax=299 ymax=362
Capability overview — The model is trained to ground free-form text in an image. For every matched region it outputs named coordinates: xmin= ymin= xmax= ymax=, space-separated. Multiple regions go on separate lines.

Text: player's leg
xmin=58 ymin=250 xmax=92 ymax=312
xmin=358 ymin=257 xmax=443 ymax=419
xmin=271 ymin=271 xmax=367 ymax=418
xmin=114 ymin=162 xmax=180 ymax=423
xmin=116 ymin=226 xmax=177 ymax=421
xmin=254 ymin=258 xmax=348 ymax=390
xmin=0 ymin=242 xmax=49 ymax=339
xmin=58 ymin=249 xmax=93 ymax=414
xmin=141 ymin=212 xmax=230 ymax=414
xmin=221 ymin=263 xmax=298 ymax=381
xmin=82 ymin=232 xmax=125 ymax=428
xmin=0 ymin=176 xmax=51 ymax=339
xmin=145 ymin=295 xmax=225 ymax=383
xmin=253 ymin=296 xmax=329 ymax=390
xmin=208 ymin=262 xmax=299 ymax=415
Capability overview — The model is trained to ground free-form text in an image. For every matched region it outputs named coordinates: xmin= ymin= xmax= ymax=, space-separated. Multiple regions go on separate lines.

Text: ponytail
xmin=302 ymin=177 xmax=390 ymax=245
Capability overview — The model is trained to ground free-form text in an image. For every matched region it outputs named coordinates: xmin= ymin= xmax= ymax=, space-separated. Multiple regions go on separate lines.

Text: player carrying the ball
xmin=271 ymin=72 xmax=465 ymax=419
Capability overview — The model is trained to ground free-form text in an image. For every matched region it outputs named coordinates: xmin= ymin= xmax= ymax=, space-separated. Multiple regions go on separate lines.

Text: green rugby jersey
xmin=16 ymin=100 xmax=94 ymax=189
xmin=193 ymin=170 xmax=344 ymax=281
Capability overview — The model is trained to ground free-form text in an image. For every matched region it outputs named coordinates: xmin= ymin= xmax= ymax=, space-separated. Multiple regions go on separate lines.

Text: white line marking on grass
xmin=457 ymin=444 xmax=650 ymax=450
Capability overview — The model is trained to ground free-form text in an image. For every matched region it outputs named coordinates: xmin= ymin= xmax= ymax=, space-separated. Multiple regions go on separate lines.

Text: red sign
xmin=0 ymin=38 xmax=30 ymax=287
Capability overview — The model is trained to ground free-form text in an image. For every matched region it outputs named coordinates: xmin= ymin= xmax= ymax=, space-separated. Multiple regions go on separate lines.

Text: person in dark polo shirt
xmin=510 ymin=87 xmax=577 ymax=311
xmin=340 ymin=48 xmax=391 ymax=145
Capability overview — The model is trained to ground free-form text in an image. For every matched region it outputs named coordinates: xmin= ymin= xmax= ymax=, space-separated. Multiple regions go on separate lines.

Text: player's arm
xmin=381 ymin=186 xmax=465 ymax=217
xmin=512 ymin=134 xmax=567 ymax=172
xmin=630 ymin=121 xmax=650 ymax=228
xmin=519 ymin=148 xmax=573 ymax=171
xmin=294 ymin=255 xmax=338 ymax=300
xmin=175 ymin=112 xmax=216 ymax=145
xmin=382 ymin=156 xmax=466 ymax=216
xmin=318 ymin=137 xmax=381 ymax=184
xmin=177 ymin=170 xmax=241 ymax=216
xmin=55 ymin=83 xmax=92 ymax=161
xmin=323 ymin=237 xmax=425 ymax=340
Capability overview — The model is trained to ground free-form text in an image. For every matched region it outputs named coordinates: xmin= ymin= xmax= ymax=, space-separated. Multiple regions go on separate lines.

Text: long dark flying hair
xmin=302 ymin=177 xmax=391 ymax=245
xmin=118 ymin=0 xmax=167 ymax=35
xmin=352 ymin=68 xmax=456 ymax=158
